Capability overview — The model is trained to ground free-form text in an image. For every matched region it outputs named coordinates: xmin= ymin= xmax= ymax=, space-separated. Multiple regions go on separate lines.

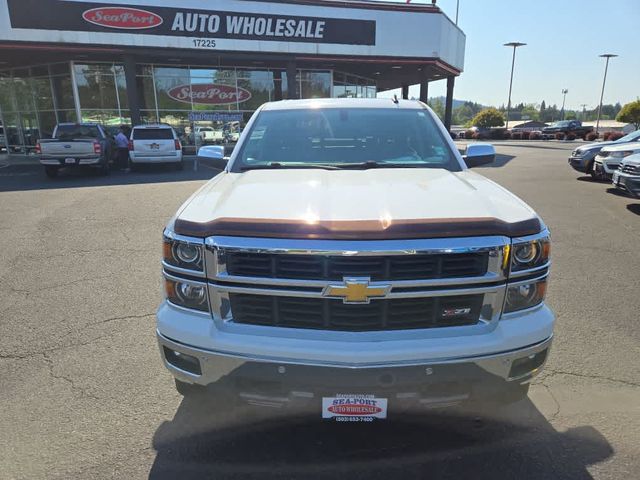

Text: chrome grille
xmin=621 ymin=164 xmax=640 ymax=174
xmin=229 ymin=293 xmax=484 ymax=331
xmin=205 ymin=235 xmax=513 ymax=334
xmin=224 ymin=251 xmax=488 ymax=281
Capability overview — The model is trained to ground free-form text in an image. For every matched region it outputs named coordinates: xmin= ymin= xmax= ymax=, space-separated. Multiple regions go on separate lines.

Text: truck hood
xmin=174 ymin=168 xmax=541 ymax=239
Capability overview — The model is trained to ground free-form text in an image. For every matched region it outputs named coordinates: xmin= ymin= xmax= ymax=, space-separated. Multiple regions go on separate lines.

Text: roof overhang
xmin=0 ymin=0 xmax=465 ymax=86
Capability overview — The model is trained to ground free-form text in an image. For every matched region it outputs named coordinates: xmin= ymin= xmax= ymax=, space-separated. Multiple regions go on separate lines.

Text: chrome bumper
xmin=158 ymin=331 xmax=552 ymax=405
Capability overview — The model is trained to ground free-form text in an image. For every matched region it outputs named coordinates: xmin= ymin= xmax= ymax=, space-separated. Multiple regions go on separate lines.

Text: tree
xmin=470 ymin=108 xmax=505 ymax=128
xmin=616 ymin=100 xmax=640 ymax=130
xmin=428 ymin=98 xmax=445 ymax=121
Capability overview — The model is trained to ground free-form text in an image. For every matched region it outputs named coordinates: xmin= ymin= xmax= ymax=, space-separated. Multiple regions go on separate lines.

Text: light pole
xmin=596 ymin=53 xmax=617 ymax=135
xmin=580 ymin=103 xmax=588 ymax=121
xmin=560 ymin=89 xmax=568 ymax=120
xmin=504 ymin=42 xmax=526 ymax=129
xmin=455 ymin=0 xmax=460 ymax=24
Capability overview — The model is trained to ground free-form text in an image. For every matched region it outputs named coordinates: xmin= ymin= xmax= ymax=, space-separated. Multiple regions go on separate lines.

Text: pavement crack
xmin=0 ymin=313 xmax=155 ymax=361
xmin=540 ymin=381 xmax=561 ymax=422
xmin=42 ymin=352 xmax=100 ymax=400
xmin=542 ymin=368 xmax=640 ymax=388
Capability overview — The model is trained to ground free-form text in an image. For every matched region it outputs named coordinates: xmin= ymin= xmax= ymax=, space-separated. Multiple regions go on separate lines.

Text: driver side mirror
xmin=197 ymin=145 xmax=228 ymax=170
xmin=463 ymin=143 xmax=496 ymax=168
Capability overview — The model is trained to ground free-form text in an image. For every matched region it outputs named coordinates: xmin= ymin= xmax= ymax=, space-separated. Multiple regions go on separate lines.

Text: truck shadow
xmin=149 ymin=392 xmax=612 ymax=480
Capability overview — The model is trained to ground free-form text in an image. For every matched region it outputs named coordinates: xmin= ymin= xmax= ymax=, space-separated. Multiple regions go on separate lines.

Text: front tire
xmin=44 ymin=166 xmax=59 ymax=178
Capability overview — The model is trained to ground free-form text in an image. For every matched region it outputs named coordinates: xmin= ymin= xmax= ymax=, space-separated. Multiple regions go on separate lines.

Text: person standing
xmin=114 ymin=126 xmax=130 ymax=172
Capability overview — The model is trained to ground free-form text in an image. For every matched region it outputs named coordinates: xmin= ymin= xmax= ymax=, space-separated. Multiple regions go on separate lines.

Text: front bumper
xmin=593 ymin=160 xmax=620 ymax=179
xmin=157 ymin=303 xmax=554 ymax=407
xmin=568 ymin=155 xmax=589 ymax=172
xmin=612 ymin=171 xmax=640 ymax=198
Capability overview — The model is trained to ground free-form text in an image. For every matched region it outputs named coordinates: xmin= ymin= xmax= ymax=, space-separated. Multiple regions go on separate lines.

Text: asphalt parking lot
xmin=1 ymin=141 xmax=639 ymax=479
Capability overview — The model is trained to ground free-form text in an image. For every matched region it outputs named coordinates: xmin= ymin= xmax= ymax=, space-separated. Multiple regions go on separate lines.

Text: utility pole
xmin=455 ymin=0 xmax=460 ymax=24
xmin=561 ymin=89 xmax=568 ymax=120
xmin=503 ymin=42 xmax=526 ymax=129
xmin=596 ymin=54 xmax=617 ymax=134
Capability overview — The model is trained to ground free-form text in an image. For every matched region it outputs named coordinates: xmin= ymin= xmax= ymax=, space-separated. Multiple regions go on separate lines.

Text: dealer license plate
xmin=64 ymin=158 xmax=75 ymax=164
xmin=322 ymin=394 xmax=388 ymax=422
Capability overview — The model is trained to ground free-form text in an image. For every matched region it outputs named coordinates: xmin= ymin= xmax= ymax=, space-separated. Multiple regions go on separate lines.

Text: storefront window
xmin=51 ymin=73 xmax=75 ymax=110
xmin=155 ymin=71 xmax=192 ymax=111
xmin=37 ymin=111 xmax=57 ymax=139
xmin=236 ymin=69 xmax=273 ymax=110
xmin=190 ymin=68 xmax=237 ymax=111
xmin=32 ymin=77 xmax=55 ymax=110
xmin=301 ymin=71 xmax=331 ymax=98
xmin=75 ymin=68 xmax=119 ymax=110
xmin=13 ymin=77 xmax=35 ymax=112
xmin=0 ymin=74 xmax=16 ymax=112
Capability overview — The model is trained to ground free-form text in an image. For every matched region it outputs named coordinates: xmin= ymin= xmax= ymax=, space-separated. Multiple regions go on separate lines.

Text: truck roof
xmin=260 ymin=98 xmax=426 ymax=111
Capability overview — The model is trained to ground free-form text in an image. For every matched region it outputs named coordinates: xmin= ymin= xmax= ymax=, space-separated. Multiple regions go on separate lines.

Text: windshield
xmin=54 ymin=124 xmax=100 ymax=139
xmin=551 ymin=121 xmax=571 ymax=127
xmin=233 ymin=108 xmax=458 ymax=171
xmin=614 ymin=130 xmax=640 ymax=143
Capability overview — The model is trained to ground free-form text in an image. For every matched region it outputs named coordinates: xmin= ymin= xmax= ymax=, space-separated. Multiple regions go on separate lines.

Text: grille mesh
xmin=229 ymin=293 xmax=484 ymax=332
xmin=224 ymin=252 xmax=488 ymax=281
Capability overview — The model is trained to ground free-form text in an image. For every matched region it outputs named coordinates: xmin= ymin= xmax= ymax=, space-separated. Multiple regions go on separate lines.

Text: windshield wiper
xmin=335 ymin=161 xmax=428 ymax=170
xmin=240 ymin=162 xmax=340 ymax=171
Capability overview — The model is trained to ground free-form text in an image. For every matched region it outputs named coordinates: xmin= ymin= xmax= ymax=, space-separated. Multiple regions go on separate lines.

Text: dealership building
xmin=0 ymin=0 xmax=465 ymax=152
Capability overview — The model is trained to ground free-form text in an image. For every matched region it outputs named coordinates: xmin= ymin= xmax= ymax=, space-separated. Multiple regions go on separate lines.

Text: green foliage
xmin=428 ymin=98 xmax=445 ymax=121
xmin=470 ymin=108 xmax=505 ymax=128
xmin=616 ymin=100 xmax=640 ymax=129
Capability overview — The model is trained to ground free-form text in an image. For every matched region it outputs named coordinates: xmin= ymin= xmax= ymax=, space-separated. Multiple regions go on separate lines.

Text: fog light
xmin=509 ymin=349 xmax=548 ymax=379
xmin=163 ymin=346 xmax=202 ymax=375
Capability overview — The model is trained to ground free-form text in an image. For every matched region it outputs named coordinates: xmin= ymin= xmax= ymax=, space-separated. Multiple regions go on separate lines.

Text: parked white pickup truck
xmin=158 ymin=99 xmax=554 ymax=420
xmin=37 ymin=123 xmax=114 ymax=177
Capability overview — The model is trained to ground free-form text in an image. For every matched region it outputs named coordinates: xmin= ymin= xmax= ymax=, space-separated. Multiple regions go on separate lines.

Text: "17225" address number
xmin=192 ymin=38 xmax=217 ymax=48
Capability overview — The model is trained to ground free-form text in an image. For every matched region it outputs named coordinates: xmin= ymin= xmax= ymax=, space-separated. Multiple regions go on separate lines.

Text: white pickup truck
xmin=37 ymin=123 xmax=114 ymax=177
xmin=158 ymin=99 xmax=554 ymax=420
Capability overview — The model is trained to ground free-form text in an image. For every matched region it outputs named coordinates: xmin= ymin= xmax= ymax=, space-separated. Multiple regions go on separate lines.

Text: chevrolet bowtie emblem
xmin=322 ymin=278 xmax=391 ymax=304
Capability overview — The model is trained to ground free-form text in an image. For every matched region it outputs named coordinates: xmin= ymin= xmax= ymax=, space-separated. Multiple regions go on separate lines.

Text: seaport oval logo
xmin=82 ymin=7 xmax=163 ymax=30
xmin=167 ymin=84 xmax=252 ymax=105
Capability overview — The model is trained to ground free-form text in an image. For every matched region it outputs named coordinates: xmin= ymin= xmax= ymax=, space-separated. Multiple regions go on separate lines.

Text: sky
xmin=380 ymin=0 xmax=640 ymax=110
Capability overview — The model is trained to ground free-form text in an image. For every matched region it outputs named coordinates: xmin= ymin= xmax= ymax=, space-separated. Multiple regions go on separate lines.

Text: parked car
xmin=157 ymin=98 xmax=554 ymax=416
xmin=36 ymin=123 xmax=113 ymax=178
xmin=542 ymin=120 xmax=593 ymax=139
xmin=568 ymin=129 xmax=640 ymax=176
xmin=611 ymin=153 xmax=640 ymax=198
xmin=593 ymin=141 xmax=640 ymax=180
xmin=129 ymin=124 xmax=183 ymax=169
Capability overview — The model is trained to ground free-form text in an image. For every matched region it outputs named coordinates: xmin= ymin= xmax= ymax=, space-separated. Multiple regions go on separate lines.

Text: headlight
xmin=511 ymin=236 xmax=550 ymax=272
xmin=611 ymin=151 xmax=633 ymax=158
xmin=165 ymin=277 xmax=209 ymax=312
xmin=163 ymin=230 xmax=203 ymax=271
xmin=504 ymin=277 xmax=547 ymax=313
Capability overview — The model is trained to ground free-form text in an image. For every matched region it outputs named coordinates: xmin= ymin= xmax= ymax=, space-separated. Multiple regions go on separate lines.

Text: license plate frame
xmin=64 ymin=157 xmax=75 ymax=164
xmin=322 ymin=394 xmax=388 ymax=421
